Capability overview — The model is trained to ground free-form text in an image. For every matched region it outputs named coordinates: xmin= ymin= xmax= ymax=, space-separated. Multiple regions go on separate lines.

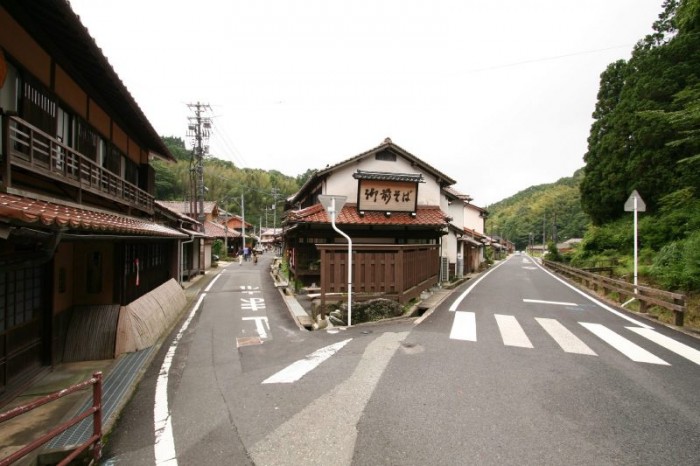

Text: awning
xmin=460 ymin=236 xmax=481 ymax=246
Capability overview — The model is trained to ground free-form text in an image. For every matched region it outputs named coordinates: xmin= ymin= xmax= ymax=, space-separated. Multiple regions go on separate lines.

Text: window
xmin=124 ymin=157 xmax=139 ymax=186
xmin=0 ymin=266 xmax=43 ymax=330
xmin=75 ymin=118 xmax=99 ymax=160
xmin=86 ymin=251 xmax=102 ymax=294
xmin=0 ymin=59 xmax=19 ymax=114
xmin=21 ymin=78 xmax=56 ymax=134
xmin=375 ymin=150 xmax=397 ymax=162
xmin=105 ymin=145 xmax=122 ymax=175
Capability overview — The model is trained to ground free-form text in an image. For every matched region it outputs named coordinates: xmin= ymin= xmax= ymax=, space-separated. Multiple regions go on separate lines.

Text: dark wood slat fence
xmin=317 ymin=244 xmax=439 ymax=313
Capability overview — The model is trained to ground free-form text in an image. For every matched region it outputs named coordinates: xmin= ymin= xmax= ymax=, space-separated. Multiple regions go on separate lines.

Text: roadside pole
xmin=624 ymin=190 xmax=646 ymax=297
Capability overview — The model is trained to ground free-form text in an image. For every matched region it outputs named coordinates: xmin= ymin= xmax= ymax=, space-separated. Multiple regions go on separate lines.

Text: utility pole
xmin=270 ymin=187 xmax=280 ymax=234
xmin=542 ymin=212 xmax=546 ymax=257
xmin=186 ymin=102 xmax=212 ymax=229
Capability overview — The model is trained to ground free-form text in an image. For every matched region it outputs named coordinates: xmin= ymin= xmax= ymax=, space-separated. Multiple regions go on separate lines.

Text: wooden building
xmin=0 ymin=1 xmax=186 ymax=404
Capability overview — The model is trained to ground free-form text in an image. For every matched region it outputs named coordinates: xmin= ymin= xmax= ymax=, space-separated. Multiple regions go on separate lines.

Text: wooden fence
xmin=543 ymin=260 xmax=687 ymax=326
xmin=316 ymin=244 xmax=439 ymax=312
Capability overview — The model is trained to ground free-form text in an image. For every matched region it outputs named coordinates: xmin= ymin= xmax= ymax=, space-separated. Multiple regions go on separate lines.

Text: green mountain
xmin=486 ymin=169 xmax=589 ymax=251
xmin=151 ymin=137 xmax=303 ymax=231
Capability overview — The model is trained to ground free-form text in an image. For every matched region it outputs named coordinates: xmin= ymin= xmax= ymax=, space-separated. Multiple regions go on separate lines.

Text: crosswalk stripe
xmin=495 ymin=314 xmax=533 ymax=348
xmin=450 ymin=311 xmax=476 ymax=341
xmin=580 ymin=323 xmax=669 ymax=365
xmin=536 ymin=318 xmax=597 ymax=355
xmin=627 ymin=327 xmax=700 ymax=365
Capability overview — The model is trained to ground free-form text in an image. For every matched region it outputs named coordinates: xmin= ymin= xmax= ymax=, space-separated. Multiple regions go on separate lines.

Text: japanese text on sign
xmin=357 ymin=180 xmax=418 ymax=212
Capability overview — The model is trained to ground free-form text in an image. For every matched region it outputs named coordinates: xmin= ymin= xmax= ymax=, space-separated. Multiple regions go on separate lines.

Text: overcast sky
xmin=69 ymin=0 xmax=662 ymax=206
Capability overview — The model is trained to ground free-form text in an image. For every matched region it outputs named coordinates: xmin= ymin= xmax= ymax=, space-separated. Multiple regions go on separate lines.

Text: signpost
xmin=624 ymin=190 xmax=646 ymax=294
xmin=318 ymin=195 xmax=353 ymax=326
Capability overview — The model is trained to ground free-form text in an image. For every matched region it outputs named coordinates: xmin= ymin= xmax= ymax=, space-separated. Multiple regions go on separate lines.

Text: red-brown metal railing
xmin=0 ymin=371 xmax=103 ymax=466
xmin=4 ymin=115 xmax=154 ymax=214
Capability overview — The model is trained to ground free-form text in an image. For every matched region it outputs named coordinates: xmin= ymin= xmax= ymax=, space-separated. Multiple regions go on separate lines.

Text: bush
xmin=649 ymin=231 xmax=700 ymax=291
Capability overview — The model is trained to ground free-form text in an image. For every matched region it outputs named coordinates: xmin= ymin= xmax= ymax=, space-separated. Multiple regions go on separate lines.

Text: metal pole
xmin=633 ymin=196 xmax=638 ymax=294
xmin=329 ymin=198 xmax=352 ymax=326
xmin=241 ymin=193 xmax=245 ymax=250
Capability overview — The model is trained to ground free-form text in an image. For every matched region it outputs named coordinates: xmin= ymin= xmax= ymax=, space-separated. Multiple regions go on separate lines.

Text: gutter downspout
xmin=179 ymin=221 xmax=195 ymax=288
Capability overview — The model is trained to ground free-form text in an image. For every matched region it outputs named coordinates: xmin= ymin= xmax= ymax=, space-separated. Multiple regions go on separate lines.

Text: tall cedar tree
xmin=581 ymin=0 xmax=700 ymax=225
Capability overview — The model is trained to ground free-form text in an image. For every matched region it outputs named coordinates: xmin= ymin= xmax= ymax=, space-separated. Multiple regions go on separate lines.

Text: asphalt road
xmin=101 ymin=253 xmax=700 ymax=465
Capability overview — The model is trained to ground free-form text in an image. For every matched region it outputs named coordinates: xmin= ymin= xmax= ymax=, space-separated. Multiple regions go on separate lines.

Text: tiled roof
xmin=443 ymin=186 xmax=473 ymax=202
xmin=352 ymin=170 xmax=424 ymax=183
xmin=291 ymin=138 xmax=456 ymax=205
xmin=287 ymin=203 xmax=448 ymax=227
xmin=0 ymin=193 xmax=186 ymax=237
xmin=157 ymin=200 xmax=218 ymax=216
xmin=204 ymin=221 xmax=240 ymax=238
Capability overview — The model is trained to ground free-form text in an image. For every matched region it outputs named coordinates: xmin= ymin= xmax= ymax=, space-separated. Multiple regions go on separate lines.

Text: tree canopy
xmin=580 ymin=0 xmax=700 ymax=225
xmin=153 ymin=137 xmax=301 ymax=232
xmin=486 ymin=169 xmax=589 ymax=251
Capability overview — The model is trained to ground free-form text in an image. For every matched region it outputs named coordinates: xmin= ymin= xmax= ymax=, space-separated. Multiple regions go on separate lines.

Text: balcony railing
xmin=3 ymin=115 xmax=154 ymax=213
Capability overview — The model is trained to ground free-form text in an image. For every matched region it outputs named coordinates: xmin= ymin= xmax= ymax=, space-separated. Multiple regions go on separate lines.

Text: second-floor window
xmin=22 ymin=78 xmax=56 ymax=135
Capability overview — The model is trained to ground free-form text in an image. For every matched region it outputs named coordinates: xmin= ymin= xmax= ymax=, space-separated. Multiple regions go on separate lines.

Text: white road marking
xmin=495 ymin=314 xmax=533 ymax=348
xmin=627 ymin=327 xmax=700 ymax=365
xmin=580 ymin=323 xmax=669 ymax=365
xmin=204 ymin=274 xmax=223 ymax=292
xmin=449 ymin=311 xmax=477 ymax=341
xmin=449 ymin=258 xmax=510 ymax=311
xmin=239 ymin=285 xmax=260 ymax=295
xmin=262 ymin=338 xmax=353 ymax=384
xmin=524 ymin=298 xmax=577 ymax=307
xmin=241 ymin=297 xmax=265 ymax=311
xmin=154 ymin=293 xmax=207 ymax=466
xmin=252 ymin=332 xmax=408 ymax=465
xmin=536 ymin=318 xmax=597 ymax=355
xmin=242 ymin=316 xmax=270 ymax=339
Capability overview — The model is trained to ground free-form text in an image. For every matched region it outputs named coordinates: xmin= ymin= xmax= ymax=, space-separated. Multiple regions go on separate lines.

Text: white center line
xmin=524 ymin=299 xmax=577 ymax=307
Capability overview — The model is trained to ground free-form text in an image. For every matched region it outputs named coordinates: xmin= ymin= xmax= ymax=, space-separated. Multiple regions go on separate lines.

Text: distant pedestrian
xmin=253 ymin=251 xmax=258 ymax=265
xmin=238 ymin=254 xmax=243 ymax=265
xmin=243 ymin=246 xmax=250 ymax=261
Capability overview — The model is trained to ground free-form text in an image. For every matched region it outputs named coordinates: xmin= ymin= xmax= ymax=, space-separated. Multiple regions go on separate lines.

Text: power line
xmin=209 ymin=119 xmax=250 ymax=168
xmin=465 ymin=43 xmax=638 ymax=73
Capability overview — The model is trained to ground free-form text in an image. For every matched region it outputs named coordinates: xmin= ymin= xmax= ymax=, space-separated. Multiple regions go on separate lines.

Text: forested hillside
xmin=486 ymin=169 xmax=588 ymax=251
xmin=151 ymin=137 xmax=310 ymax=230
xmin=489 ymin=0 xmax=700 ymax=297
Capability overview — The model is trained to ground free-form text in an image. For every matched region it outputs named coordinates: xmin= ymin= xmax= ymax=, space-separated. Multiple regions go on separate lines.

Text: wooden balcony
xmin=2 ymin=115 xmax=154 ymax=214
